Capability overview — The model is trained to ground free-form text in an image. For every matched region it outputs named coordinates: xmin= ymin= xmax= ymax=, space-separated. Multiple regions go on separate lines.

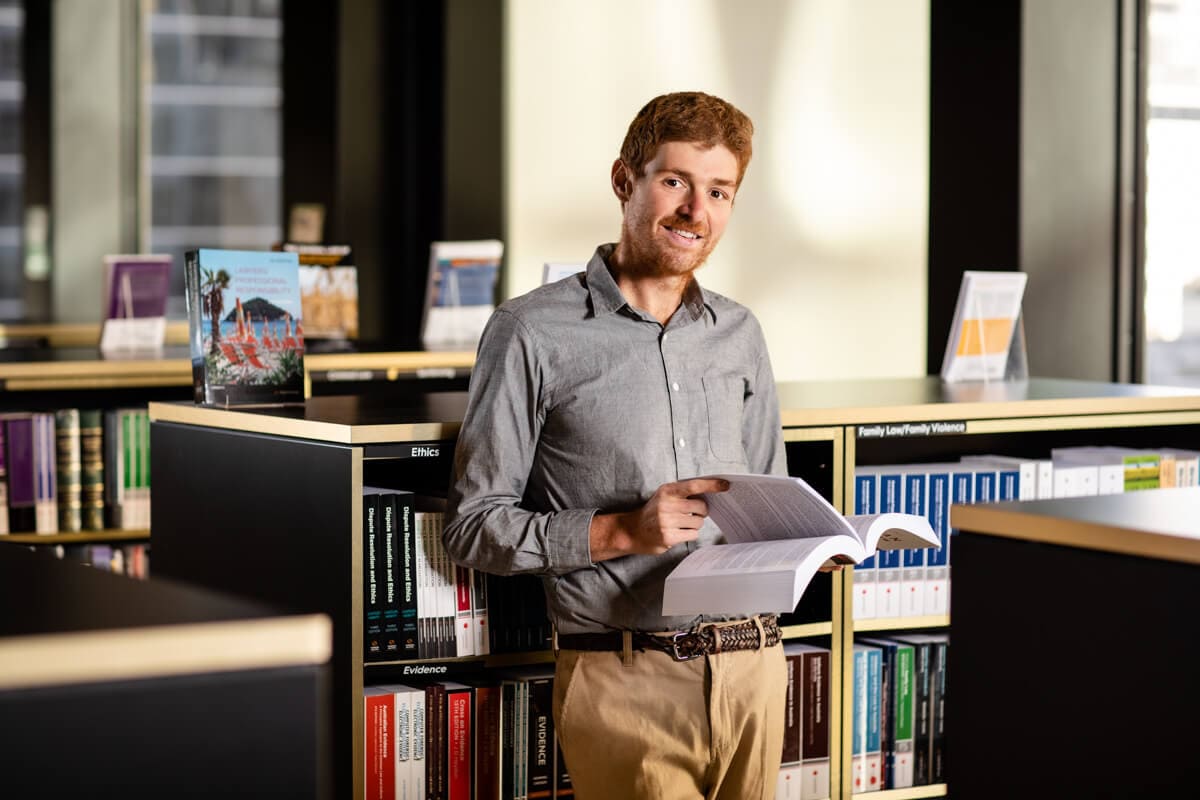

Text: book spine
xmin=851 ymin=647 xmax=867 ymax=794
xmin=899 ymin=472 xmax=926 ymax=617
xmin=782 ymin=651 xmax=803 ymax=765
xmin=871 ymin=642 xmax=893 ymax=790
xmin=455 ymin=564 xmax=475 ymax=657
xmin=875 ymin=473 xmax=903 ymax=618
xmin=381 ymin=492 xmax=400 ymax=657
xmin=436 ymin=512 xmax=454 ymax=658
xmin=34 ymin=412 xmax=57 ymax=534
xmin=526 ymin=677 xmax=553 ymax=799
xmin=411 ymin=687 xmax=427 ymax=800
xmin=891 ymin=644 xmax=915 ymax=789
xmin=184 ymin=250 xmax=206 ymax=404
xmin=472 ymin=566 xmax=490 ymax=656
xmin=908 ymin=640 xmax=932 ymax=786
xmin=365 ymin=690 xmax=396 ymax=800
xmin=500 ymin=681 xmax=517 ymax=800
xmin=474 ymin=684 xmax=501 ymax=800
xmin=5 ymin=415 xmax=36 ymax=533
xmin=395 ymin=492 xmax=419 ymax=659
xmin=0 ymin=419 xmax=8 ymax=534
xmin=364 ymin=490 xmax=383 ymax=660
xmin=865 ymin=647 xmax=882 ymax=792
xmin=446 ymin=686 xmax=473 ymax=800
xmin=852 ymin=473 xmax=878 ymax=620
xmin=54 ymin=408 xmax=82 ymax=533
xmin=122 ymin=409 xmax=134 ymax=530
xmin=425 ymin=684 xmax=441 ymax=800
xmin=395 ymin=688 xmax=412 ymax=800
xmin=924 ymin=472 xmax=951 ymax=615
xmin=800 ymin=649 xmax=831 ymax=800
xmin=930 ymin=639 xmax=948 ymax=784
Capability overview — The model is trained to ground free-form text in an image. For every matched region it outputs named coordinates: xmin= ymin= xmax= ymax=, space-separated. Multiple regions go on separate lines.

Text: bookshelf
xmin=0 ymin=335 xmax=473 ymax=553
xmin=0 ymin=544 xmax=332 ymax=798
xmin=949 ymin=490 xmax=1200 ymax=798
xmin=147 ymin=377 xmax=1200 ymax=800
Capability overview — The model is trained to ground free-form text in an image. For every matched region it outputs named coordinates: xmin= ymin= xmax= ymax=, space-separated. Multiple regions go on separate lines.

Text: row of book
xmin=0 ymin=406 xmax=151 ymax=535
xmin=52 ymin=541 xmax=150 ymax=579
xmin=777 ymin=643 xmax=833 ymax=800
xmin=850 ymin=634 xmax=949 ymax=793
xmin=363 ymin=490 xmax=488 ymax=662
xmin=363 ymin=666 xmax=569 ymax=800
xmin=852 ymin=445 xmax=1200 ymax=620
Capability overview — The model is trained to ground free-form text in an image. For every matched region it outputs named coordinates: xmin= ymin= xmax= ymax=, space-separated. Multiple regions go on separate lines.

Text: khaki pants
xmin=553 ymin=638 xmax=786 ymax=800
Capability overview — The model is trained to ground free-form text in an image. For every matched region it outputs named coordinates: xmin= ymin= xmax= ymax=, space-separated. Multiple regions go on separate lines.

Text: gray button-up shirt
xmin=444 ymin=243 xmax=787 ymax=634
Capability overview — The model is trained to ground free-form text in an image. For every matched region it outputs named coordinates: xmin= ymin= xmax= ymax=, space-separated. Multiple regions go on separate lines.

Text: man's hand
xmin=589 ymin=478 xmax=730 ymax=562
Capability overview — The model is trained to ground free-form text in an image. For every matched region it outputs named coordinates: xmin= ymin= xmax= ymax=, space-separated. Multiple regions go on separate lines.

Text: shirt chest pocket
xmin=702 ymin=376 xmax=746 ymax=462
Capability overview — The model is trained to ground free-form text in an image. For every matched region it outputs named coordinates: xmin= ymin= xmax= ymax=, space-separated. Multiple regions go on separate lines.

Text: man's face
xmin=615 ymin=141 xmax=739 ymax=278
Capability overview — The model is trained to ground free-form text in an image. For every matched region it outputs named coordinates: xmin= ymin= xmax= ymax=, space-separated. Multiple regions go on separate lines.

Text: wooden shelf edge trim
xmin=0 ymin=530 xmax=150 ymax=544
xmin=0 ymin=613 xmax=332 ymax=691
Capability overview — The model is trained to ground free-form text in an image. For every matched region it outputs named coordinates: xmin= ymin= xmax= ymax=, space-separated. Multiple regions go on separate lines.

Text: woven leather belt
xmin=556 ymin=615 xmax=780 ymax=661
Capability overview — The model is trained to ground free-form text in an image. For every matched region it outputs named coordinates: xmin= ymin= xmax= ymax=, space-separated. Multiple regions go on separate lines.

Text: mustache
xmin=662 ymin=217 xmax=708 ymax=238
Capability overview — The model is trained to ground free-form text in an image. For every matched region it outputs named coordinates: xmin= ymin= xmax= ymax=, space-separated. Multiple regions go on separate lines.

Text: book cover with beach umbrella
xmin=184 ymin=248 xmax=306 ymax=406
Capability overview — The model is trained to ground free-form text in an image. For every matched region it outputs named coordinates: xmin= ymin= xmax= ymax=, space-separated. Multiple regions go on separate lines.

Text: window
xmin=0 ymin=0 xmax=22 ymax=317
xmin=1144 ymin=0 xmax=1200 ymax=384
xmin=143 ymin=0 xmax=282 ymax=316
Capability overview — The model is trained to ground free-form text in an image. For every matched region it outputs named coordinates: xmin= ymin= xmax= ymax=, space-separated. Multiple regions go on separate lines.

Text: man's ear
xmin=611 ymin=159 xmax=633 ymax=205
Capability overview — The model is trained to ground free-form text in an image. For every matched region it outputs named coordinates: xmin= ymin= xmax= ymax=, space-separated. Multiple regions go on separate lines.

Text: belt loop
xmin=712 ymin=626 xmax=723 ymax=654
xmin=621 ymin=630 xmax=634 ymax=666
xmin=753 ymin=615 xmax=766 ymax=651
xmin=552 ymin=626 xmax=560 ymax=655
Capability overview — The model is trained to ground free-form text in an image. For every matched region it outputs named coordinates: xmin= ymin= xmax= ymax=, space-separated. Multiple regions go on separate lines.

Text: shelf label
xmin=857 ymin=421 xmax=967 ymax=439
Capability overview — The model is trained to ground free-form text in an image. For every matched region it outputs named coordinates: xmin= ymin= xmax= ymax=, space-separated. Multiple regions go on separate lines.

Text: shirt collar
xmin=585 ymin=243 xmax=715 ymax=323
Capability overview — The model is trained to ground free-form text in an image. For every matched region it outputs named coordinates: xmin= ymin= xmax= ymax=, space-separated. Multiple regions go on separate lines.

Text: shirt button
xmin=678 ymin=438 xmax=686 ymax=448
xmin=671 ymin=382 xmax=680 ymax=391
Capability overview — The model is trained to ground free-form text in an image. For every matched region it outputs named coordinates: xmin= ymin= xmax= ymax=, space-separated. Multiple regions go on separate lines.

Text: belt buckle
xmin=670 ymin=630 xmax=703 ymax=662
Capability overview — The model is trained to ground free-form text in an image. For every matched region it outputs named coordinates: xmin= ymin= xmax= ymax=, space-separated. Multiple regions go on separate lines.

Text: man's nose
xmin=678 ymin=187 xmax=708 ymax=220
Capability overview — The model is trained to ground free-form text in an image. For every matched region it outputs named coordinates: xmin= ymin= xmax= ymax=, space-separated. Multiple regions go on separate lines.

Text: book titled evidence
xmin=661 ymin=473 xmax=939 ymax=617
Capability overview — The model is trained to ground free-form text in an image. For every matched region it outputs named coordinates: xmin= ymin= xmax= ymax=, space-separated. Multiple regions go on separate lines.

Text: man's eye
xmin=665 ymin=178 xmax=684 ymax=188
xmin=710 ymin=189 xmax=729 ymax=201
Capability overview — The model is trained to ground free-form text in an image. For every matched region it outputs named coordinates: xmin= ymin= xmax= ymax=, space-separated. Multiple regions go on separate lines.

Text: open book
xmin=661 ymin=473 xmax=939 ymax=616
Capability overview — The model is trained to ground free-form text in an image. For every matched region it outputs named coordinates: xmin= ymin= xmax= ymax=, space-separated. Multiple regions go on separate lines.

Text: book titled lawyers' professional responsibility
xmin=662 ymin=474 xmax=939 ymax=616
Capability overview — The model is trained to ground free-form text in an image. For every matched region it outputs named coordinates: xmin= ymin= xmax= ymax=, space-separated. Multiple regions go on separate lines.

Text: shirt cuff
xmin=547 ymin=507 xmax=598 ymax=572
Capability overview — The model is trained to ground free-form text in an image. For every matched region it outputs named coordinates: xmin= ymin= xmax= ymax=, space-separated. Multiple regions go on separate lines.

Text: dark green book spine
xmin=55 ymin=408 xmax=82 ymax=533
xmin=79 ymin=409 xmax=104 ymax=531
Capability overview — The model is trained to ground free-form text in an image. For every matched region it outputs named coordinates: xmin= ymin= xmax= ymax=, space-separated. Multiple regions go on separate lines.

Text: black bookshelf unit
xmin=149 ymin=377 xmax=1200 ymax=800
xmin=0 ymin=545 xmax=332 ymax=799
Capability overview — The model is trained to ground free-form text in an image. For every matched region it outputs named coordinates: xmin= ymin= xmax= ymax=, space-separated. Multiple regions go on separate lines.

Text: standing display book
xmin=184 ymin=248 xmax=306 ymax=406
xmin=661 ymin=473 xmax=938 ymax=616
xmin=421 ymin=240 xmax=503 ymax=351
xmin=99 ymin=254 xmax=172 ymax=354
xmin=939 ymin=270 xmax=1028 ymax=383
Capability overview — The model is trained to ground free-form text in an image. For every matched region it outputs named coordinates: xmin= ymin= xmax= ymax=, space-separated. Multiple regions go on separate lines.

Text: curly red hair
xmin=619 ymin=92 xmax=754 ymax=186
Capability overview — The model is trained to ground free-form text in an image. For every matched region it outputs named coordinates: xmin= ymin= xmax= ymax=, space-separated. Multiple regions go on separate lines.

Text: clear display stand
xmin=939 ymin=270 xmax=1029 ymax=384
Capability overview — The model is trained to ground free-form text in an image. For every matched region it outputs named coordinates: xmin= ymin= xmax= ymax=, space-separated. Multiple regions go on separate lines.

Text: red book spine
xmin=447 ymin=687 xmax=473 ymax=800
xmin=364 ymin=691 xmax=396 ymax=800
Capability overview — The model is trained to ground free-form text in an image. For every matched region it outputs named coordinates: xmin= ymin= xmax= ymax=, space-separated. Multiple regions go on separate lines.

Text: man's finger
xmin=671 ymin=477 xmax=730 ymax=497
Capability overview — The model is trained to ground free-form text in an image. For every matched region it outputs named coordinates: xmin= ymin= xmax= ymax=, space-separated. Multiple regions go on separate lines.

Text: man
xmin=444 ymin=92 xmax=788 ymax=799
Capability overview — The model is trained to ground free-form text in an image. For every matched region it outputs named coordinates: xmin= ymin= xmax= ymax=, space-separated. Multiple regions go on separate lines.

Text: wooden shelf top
xmin=951 ymin=486 xmax=1200 ymax=565
xmin=776 ymin=376 xmax=1200 ymax=427
xmin=0 ymin=547 xmax=331 ymax=691
xmin=0 ymin=346 xmax=475 ymax=392
xmin=150 ymin=392 xmax=470 ymax=444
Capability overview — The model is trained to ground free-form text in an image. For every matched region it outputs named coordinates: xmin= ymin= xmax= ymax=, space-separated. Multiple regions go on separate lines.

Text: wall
xmin=504 ymin=0 xmax=930 ymax=381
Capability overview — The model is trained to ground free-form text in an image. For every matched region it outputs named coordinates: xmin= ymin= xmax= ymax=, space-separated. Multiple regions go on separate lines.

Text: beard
xmin=618 ymin=210 xmax=717 ymax=279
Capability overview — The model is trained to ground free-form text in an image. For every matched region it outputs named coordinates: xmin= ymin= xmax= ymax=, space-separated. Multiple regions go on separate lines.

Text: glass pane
xmin=0 ymin=0 xmax=22 ymax=316
xmin=144 ymin=0 xmax=282 ymax=317
xmin=1144 ymin=0 xmax=1200 ymax=385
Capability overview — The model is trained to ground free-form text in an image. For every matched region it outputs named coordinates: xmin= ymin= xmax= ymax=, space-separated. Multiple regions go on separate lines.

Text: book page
xmin=662 ymin=536 xmax=866 ymax=616
xmin=698 ymin=473 xmax=855 ymax=545
xmin=845 ymin=512 xmax=939 ymax=551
